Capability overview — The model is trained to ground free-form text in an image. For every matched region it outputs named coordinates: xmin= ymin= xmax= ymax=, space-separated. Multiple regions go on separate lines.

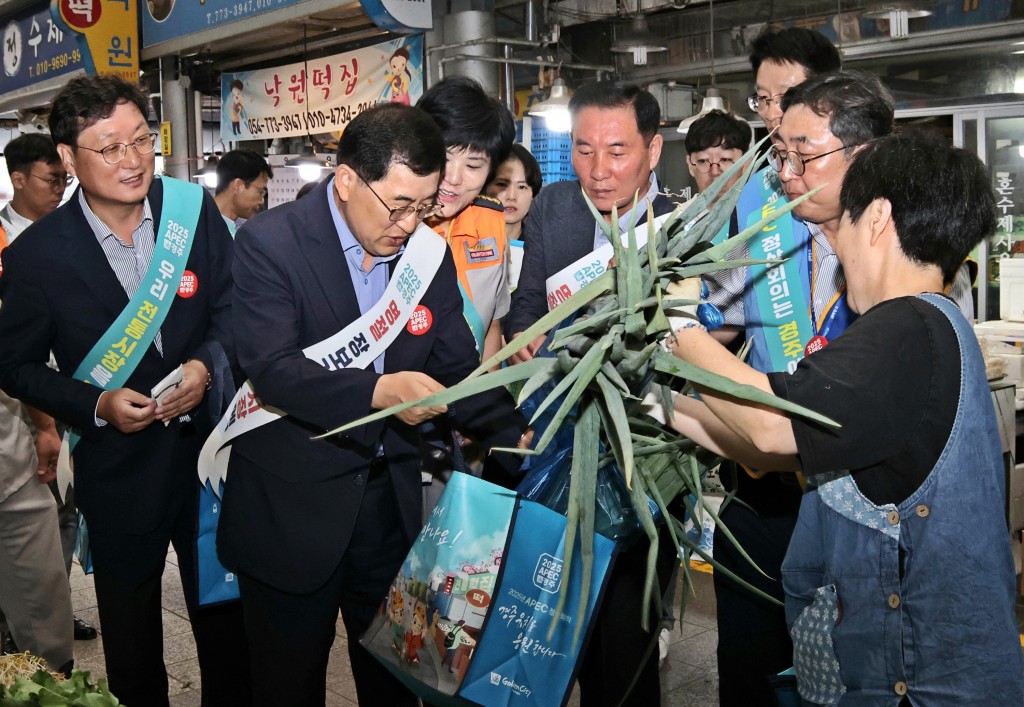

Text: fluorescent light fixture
xmin=528 ymin=78 xmax=572 ymax=133
xmin=286 ymin=143 xmax=332 ymax=182
xmin=611 ymin=16 xmax=667 ymax=66
xmin=676 ymin=88 xmax=726 ymax=134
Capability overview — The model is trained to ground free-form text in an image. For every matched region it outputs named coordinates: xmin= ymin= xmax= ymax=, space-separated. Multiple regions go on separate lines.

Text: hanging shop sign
xmin=359 ymin=0 xmax=431 ymax=32
xmin=56 ymin=0 xmax=139 ymax=82
xmin=1 ymin=3 xmax=82 ymax=95
xmin=143 ymin=0 xmax=305 ymax=49
xmin=219 ymin=35 xmax=423 ymax=142
xmin=1 ymin=0 xmax=136 ymax=105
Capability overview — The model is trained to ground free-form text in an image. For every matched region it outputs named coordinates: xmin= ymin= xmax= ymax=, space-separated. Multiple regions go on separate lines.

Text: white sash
xmin=544 ymin=211 xmax=674 ymax=310
xmin=197 ymin=225 xmax=448 ymax=489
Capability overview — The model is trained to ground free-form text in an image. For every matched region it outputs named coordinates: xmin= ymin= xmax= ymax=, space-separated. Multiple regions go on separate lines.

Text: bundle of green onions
xmin=323 ymin=137 xmax=834 ymax=642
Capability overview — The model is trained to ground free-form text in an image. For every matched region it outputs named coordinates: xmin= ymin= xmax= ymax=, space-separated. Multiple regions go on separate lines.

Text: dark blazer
xmin=217 ymin=179 xmax=526 ymax=595
xmin=0 ymin=178 xmax=234 ymax=539
xmin=504 ymin=178 xmax=676 ymax=338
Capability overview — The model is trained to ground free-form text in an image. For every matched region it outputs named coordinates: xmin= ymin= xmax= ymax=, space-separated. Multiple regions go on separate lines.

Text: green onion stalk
xmin=321 ymin=136 xmax=836 ymax=646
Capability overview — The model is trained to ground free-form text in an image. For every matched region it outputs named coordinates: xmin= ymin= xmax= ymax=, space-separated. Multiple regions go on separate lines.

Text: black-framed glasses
xmin=31 ymin=173 xmax=73 ymax=191
xmin=77 ymin=132 xmax=158 ymax=165
xmin=747 ymin=93 xmax=787 ymax=113
xmin=688 ymin=156 xmax=736 ymax=175
xmin=361 ymin=179 xmax=439 ymax=222
xmin=767 ymin=144 xmax=853 ymax=176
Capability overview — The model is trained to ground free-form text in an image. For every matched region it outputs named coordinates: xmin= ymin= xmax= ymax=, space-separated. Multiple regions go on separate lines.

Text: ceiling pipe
xmin=437 ymin=53 xmax=614 ymax=82
xmin=427 ymin=36 xmax=553 ymax=88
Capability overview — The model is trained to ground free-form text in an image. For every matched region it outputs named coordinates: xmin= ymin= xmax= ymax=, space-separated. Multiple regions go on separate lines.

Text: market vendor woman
xmin=667 ymin=130 xmax=1024 ymax=705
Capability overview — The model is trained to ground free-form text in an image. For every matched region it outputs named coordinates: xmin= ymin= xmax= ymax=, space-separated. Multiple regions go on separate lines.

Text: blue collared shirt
xmin=326 ymin=178 xmax=400 ymax=374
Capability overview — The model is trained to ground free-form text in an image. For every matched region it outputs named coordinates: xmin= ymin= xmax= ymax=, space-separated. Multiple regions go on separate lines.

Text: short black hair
xmin=568 ymin=81 xmax=661 ymax=143
xmin=230 ymin=79 xmax=244 ymax=92
xmin=336 ymin=103 xmax=446 ymax=185
xmin=782 ymin=70 xmax=894 ymax=155
xmin=4 ymin=134 xmax=60 ymax=174
xmin=416 ymin=76 xmax=515 ymax=178
xmin=492 ymin=144 xmax=543 ymax=196
xmin=214 ymin=149 xmax=273 ymax=195
xmin=749 ymin=27 xmax=841 ymax=77
xmin=295 ymin=181 xmax=317 ymax=200
xmin=48 ymin=75 xmax=150 ymax=148
xmin=841 ymin=130 xmax=995 ymax=284
xmin=684 ymin=110 xmax=752 ymax=155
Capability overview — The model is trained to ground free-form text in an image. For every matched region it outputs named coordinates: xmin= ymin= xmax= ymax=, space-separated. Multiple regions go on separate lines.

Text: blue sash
xmin=67 ymin=178 xmax=203 ymax=574
xmin=710 ymin=218 xmax=731 ymax=246
xmin=68 ymin=178 xmax=204 ymax=449
xmin=739 ymin=169 xmax=814 ymax=374
xmin=458 ymin=281 xmax=486 ymax=357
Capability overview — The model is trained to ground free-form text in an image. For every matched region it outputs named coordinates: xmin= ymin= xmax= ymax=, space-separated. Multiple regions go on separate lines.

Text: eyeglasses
xmin=77 ymin=133 xmax=158 ymax=165
xmin=31 ymin=173 xmax=73 ymax=191
xmin=747 ymin=93 xmax=787 ymax=113
xmin=246 ymin=182 xmax=268 ymax=197
xmin=361 ymin=179 xmax=439 ymax=222
xmin=767 ymin=144 xmax=853 ymax=177
xmin=688 ymin=157 xmax=736 ymax=175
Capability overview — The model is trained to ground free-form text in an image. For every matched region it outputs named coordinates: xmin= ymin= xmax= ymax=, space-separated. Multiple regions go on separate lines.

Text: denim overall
xmin=782 ymin=294 xmax=1024 ymax=706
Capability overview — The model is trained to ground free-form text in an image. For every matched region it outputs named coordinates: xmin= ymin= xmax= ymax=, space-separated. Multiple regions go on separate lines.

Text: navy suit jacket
xmin=217 ymin=179 xmax=526 ymax=595
xmin=0 ymin=178 xmax=234 ymax=540
xmin=505 ymin=179 xmax=676 ymax=338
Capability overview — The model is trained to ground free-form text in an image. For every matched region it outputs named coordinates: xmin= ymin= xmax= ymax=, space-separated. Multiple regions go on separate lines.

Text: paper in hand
xmin=152 ymin=365 xmax=184 ymax=425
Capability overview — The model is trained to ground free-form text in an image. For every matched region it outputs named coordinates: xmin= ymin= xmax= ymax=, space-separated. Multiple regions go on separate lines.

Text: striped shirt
xmin=79 ymin=190 xmax=163 ymax=355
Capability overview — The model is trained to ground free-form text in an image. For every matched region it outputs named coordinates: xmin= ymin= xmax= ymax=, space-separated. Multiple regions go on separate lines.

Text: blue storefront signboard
xmin=1 ymin=2 xmax=84 ymax=95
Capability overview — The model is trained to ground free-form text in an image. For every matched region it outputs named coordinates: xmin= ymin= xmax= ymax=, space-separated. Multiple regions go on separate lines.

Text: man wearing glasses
xmin=683 ymin=109 xmax=753 ymax=244
xmin=0 ymin=134 xmax=78 ymax=673
xmin=0 ymin=75 xmax=250 ymax=705
xmin=703 ymin=50 xmax=975 ymax=704
xmin=213 ymin=149 xmax=273 ymax=236
xmin=217 ymin=103 xmax=529 ymax=706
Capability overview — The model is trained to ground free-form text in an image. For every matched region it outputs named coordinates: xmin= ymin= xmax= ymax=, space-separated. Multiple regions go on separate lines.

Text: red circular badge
xmin=805 ymin=335 xmax=828 ymax=356
xmin=59 ymin=0 xmax=101 ymax=29
xmin=177 ymin=270 xmax=198 ymax=298
xmin=406 ymin=305 xmax=433 ymax=335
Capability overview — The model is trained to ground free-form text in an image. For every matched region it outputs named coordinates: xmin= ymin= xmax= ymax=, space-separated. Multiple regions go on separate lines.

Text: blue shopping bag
xmin=360 ymin=472 xmax=615 ymax=707
xmin=195 ymin=479 xmax=239 ymax=606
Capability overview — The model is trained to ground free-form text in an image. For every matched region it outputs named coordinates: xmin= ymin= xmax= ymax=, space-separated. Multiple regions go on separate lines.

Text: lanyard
xmin=807 ymin=239 xmax=847 ymax=342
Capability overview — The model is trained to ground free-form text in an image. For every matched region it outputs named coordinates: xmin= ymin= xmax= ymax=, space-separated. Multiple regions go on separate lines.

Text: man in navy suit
xmin=0 ymin=75 xmax=249 ymax=706
xmin=217 ymin=103 xmax=529 ymax=706
xmin=504 ymin=81 xmax=679 ymax=706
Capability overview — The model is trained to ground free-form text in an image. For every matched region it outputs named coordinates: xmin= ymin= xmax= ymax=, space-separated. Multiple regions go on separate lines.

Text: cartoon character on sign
xmin=228 ymin=79 xmax=245 ymax=136
xmin=405 ymin=601 xmax=427 ymax=664
xmin=388 ymin=586 xmax=406 ymax=658
xmin=383 ymin=47 xmax=412 ymax=105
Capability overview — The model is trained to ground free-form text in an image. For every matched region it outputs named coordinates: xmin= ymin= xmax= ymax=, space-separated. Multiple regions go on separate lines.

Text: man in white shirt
xmin=0 ymin=133 xmax=80 ymax=672
xmin=212 ymin=149 xmax=272 ymax=236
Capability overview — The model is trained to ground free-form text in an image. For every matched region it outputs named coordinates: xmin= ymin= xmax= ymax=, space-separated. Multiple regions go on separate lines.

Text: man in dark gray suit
xmin=505 ymin=81 xmax=673 ymax=360
xmin=504 ymin=81 xmax=678 ymax=706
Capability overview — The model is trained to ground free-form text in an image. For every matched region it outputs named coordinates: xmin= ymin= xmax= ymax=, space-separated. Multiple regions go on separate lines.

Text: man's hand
xmin=372 ymin=371 xmax=447 ymax=425
xmin=155 ymin=359 xmax=209 ymax=422
xmin=508 ymin=333 xmax=547 ymax=364
xmin=27 ymin=408 xmax=61 ymax=484
xmin=516 ymin=428 xmax=534 ymax=450
xmin=665 ymin=278 xmax=703 ymax=331
xmin=98 ymin=388 xmax=158 ymax=433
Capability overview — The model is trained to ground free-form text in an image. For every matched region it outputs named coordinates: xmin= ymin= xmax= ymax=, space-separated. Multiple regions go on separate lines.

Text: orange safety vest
xmin=0 ymin=221 xmax=8 ymax=277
